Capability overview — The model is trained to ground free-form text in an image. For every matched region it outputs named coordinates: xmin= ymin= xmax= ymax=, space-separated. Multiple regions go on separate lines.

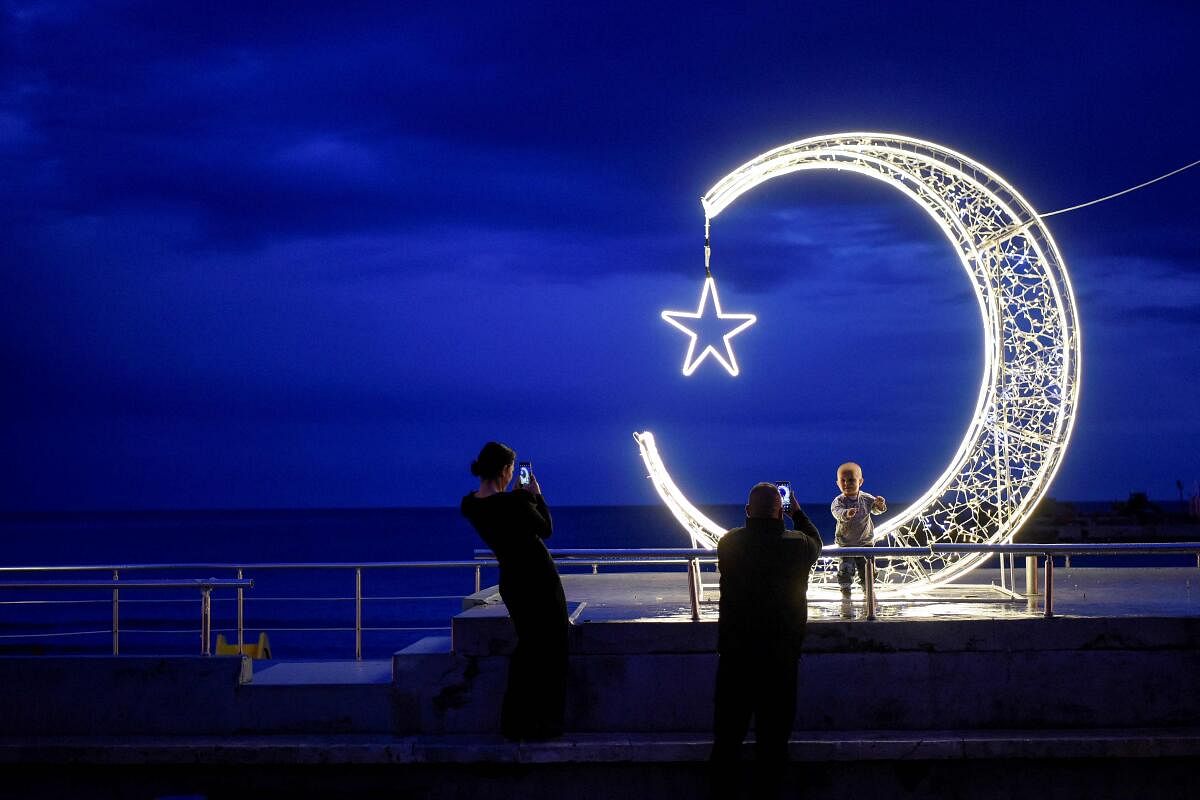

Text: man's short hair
xmin=747 ymin=482 xmax=782 ymax=518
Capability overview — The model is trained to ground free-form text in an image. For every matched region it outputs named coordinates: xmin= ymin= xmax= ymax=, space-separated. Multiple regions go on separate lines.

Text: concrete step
xmin=398 ymin=635 xmax=451 ymax=655
xmin=249 ymin=659 xmax=393 ymax=686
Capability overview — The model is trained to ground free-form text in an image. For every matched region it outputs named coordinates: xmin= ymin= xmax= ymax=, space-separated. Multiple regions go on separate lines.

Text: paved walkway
xmin=4 ymin=727 xmax=1200 ymax=764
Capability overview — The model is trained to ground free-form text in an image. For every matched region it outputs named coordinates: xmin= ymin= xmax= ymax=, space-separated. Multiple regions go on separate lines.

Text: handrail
xmin=0 ymin=560 xmax=494 ymax=573
xmin=3 ymin=542 xmax=1197 ymax=660
xmin=543 ymin=542 xmax=1200 ymax=621
xmin=476 ymin=542 xmax=1200 ymax=620
xmin=0 ymin=578 xmax=253 ymax=656
xmin=0 ymin=579 xmax=253 ymax=590
xmin=0 ymin=564 xmax=486 ymax=661
xmin=525 ymin=542 xmax=1200 ymax=558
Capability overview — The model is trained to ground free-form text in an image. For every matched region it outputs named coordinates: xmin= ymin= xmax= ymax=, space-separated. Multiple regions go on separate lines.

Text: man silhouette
xmin=710 ymin=482 xmax=823 ymax=794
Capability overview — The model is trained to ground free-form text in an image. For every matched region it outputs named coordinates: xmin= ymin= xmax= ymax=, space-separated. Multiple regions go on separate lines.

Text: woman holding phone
xmin=460 ymin=441 xmax=568 ymax=740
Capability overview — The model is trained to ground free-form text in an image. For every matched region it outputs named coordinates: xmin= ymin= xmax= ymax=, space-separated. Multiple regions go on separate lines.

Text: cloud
xmin=704 ymin=198 xmax=973 ymax=305
xmin=4 ymin=2 xmax=1200 ymax=508
xmin=1073 ymin=254 xmax=1200 ymax=324
xmin=0 ymin=109 xmax=36 ymax=148
xmin=1122 ymin=305 xmax=1200 ymax=327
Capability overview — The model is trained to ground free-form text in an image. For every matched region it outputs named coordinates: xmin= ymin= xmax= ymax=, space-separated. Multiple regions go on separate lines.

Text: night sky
xmin=4 ymin=2 xmax=1198 ymax=510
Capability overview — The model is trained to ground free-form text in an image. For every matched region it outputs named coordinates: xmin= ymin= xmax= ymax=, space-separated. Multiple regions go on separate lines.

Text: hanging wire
xmin=703 ymin=216 xmax=712 ymax=277
xmin=1039 ymin=157 xmax=1200 ymax=219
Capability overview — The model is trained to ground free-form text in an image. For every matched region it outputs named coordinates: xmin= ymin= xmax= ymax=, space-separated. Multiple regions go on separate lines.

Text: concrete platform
xmin=1 ymin=567 xmax=1197 ymax=799
xmin=526 ymin=565 xmax=1200 ymax=622
xmin=452 ymin=566 xmax=1200 ymax=656
xmin=433 ymin=568 xmax=1200 ymax=735
xmin=206 ymin=566 xmax=1200 ymax=683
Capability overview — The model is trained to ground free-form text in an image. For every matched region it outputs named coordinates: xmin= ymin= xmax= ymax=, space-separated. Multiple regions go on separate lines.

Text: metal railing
xmin=0 ymin=577 xmax=252 ymax=655
xmin=0 ymin=561 xmax=490 ymax=659
xmin=527 ymin=541 xmax=1200 ymax=621
xmin=2 ymin=542 xmax=1198 ymax=659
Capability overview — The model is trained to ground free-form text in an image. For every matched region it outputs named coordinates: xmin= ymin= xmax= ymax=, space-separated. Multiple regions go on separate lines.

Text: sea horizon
xmin=0 ymin=493 xmax=1177 ymax=518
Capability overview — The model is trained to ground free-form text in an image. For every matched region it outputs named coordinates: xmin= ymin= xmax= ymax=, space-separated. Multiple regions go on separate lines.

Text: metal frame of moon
xmin=636 ymin=132 xmax=1083 ymax=595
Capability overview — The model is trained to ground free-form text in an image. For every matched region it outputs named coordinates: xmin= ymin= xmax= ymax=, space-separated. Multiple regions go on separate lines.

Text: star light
xmin=661 ymin=275 xmax=757 ymax=376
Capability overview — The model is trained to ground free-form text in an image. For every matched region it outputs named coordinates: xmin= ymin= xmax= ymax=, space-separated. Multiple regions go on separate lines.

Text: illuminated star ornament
xmin=661 ymin=271 xmax=757 ymax=377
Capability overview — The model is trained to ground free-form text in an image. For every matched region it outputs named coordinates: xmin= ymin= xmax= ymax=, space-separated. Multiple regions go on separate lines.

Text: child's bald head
xmin=837 ymin=463 xmax=863 ymax=497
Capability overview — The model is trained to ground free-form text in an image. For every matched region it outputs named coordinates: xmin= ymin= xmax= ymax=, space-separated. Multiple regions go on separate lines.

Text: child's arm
xmin=870 ymin=494 xmax=887 ymax=515
xmin=831 ymin=497 xmax=855 ymax=521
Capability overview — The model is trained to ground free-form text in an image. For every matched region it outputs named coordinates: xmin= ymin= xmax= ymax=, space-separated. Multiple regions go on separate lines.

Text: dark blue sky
xmin=3 ymin=1 xmax=1198 ymax=510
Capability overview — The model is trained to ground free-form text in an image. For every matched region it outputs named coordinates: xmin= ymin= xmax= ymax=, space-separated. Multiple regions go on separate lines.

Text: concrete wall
xmin=0 ymin=656 xmax=249 ymax=736
xmin=2 ymin=614 xmax=1198 ymax=737
xmin=426 ymin=608 xmax=1200 ymax=734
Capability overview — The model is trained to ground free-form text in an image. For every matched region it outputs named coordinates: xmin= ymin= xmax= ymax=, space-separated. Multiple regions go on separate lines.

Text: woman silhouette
xmin=460 ymin=441 xmax=568 ymax=739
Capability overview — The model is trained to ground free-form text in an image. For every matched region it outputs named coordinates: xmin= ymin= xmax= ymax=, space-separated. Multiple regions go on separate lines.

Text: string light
xmin=633 ymin=431 xmax=725 ymax=549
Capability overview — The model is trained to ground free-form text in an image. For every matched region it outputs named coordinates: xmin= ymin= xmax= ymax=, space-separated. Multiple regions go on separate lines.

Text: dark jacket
xmin=717 ymin=511 xmax=823 ymax=658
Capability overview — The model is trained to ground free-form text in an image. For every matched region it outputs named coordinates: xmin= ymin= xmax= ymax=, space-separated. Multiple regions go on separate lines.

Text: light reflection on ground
xmin=563 ymin=567 xmax=1200 ymax=625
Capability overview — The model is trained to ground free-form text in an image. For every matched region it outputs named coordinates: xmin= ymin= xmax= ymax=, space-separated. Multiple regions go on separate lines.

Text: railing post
xmin=687 ymin=558 xmax=701 ymax=622
xmin=474 ymin=563 xmax=481 ymax=594
xmin=1043 ymin=554 xmax=1054 ymax=619
xmin=592 ymin=562 xmax=598 ymax=575
xmin=201 ymin=585 xmax=212 ymax=655
xmin=236 ymin=568 xmax=245 ymax=656
xmin=112 ymin=569 xmax=120 ymax=656
xmin=865 ymin=558 xmax=877 ymax=621
xmin=1025 ymin=555 xmax=1039 ymax=595
xmin=355 ymin=568 xmax=363 ymax=661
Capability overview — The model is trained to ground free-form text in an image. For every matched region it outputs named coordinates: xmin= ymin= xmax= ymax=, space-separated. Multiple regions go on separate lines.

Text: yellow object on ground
xmin=215 ymin=631 xmax=272 ymax=659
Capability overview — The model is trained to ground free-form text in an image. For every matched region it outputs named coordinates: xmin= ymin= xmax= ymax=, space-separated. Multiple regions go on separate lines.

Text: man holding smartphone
xmin=711 ymin=482 xmax=823 ymax=794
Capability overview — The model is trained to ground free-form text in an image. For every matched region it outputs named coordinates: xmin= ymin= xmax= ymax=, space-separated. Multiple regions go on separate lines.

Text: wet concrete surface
xmin=519 ymin=566 xmax=1200 ymax=624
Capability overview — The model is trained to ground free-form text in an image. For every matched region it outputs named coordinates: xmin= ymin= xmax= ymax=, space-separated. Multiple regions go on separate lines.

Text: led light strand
xmin=633 ymin=431 xmax=725 ymax=549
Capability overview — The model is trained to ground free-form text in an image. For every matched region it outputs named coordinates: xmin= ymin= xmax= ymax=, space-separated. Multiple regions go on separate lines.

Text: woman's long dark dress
xmin=461 ymin=489 xmax=568 ymax=739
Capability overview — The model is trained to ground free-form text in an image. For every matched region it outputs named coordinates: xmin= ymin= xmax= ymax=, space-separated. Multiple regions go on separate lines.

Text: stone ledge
xmin=452 ymin=608 xmax=1200 ymax=657
xmin=3 ymin=728 xmax=1199 ymax=765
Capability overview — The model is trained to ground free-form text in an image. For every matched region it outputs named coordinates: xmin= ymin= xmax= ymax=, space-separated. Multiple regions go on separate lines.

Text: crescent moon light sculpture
xmin=637 ymin=132 xmax=1082 ymax=593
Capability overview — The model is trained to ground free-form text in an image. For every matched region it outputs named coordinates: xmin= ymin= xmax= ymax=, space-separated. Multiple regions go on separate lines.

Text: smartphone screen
xmin=518 ymin=461 xmax=532 ymax=487
xmin=776 ymin=480 xmax=792 ymax=511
